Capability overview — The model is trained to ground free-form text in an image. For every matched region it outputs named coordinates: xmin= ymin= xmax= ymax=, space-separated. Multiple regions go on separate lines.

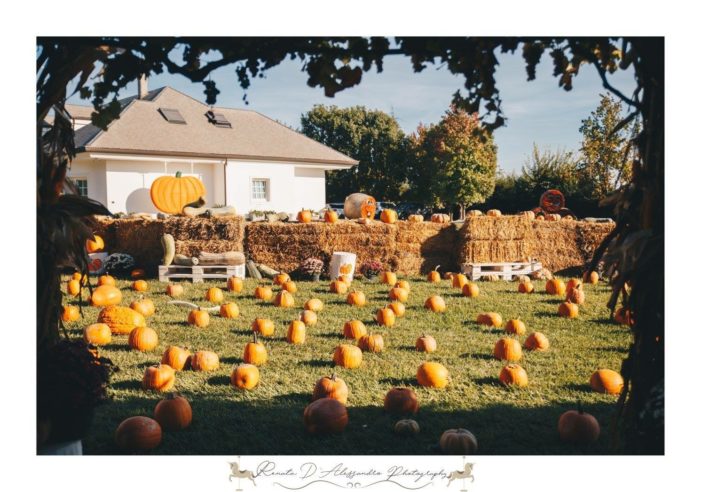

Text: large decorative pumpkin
xmin=98 ymin=306 xmax=146 ymax=335
xmin=558 ymin=405 xmax=601 ymax=444
xmin=161 ymin=346 xmax=191 ymax=371
xmin=384 ymin=387 xmax=419 ymax=414
xmin=86 ymin=234 xmax=105 ymax=253
xmin=142 ymin=363 xmax=176 ymax=392
xmin=304 ymin=298 xmax=324 ymax=312
xmin=150 ymin=171 xmax=206 ymax=215
xmin=524 ymin=332 xmax=550 ymax=351
xmin=90 ymin=285 xmax=122 ymax=307
xmin=244 ymin=333 xmax=268 ymax=365
xmin=312 ymin=374 xmax=348 ymax=404
xmin=590 ymin=369 xmax=624 ymax=395
xmin=415 ymin=334 xmax=437 ymax=353
xmin=128 ymin=326 xmax=159 ymax=352
xmin=287 ymin=320 xmax=306 ymax=344
xmin=343 ymin=193 xmax=376 ymax=219
xmin=493 ymin=338 xmax=523 ymax=361
xmin=84 ymin=323 xmax=112 ymax=346
xmin=416 ymin=361 xmax=449 ymax=388
xmin=358 ymin=333 xmax=384 ymax=353
xmin=539 ymin=189 xmax=566 ymax=213
xmin=499 ymin=363 xmax=528 ymax=387
xmin=303 ymin=398 xmax=349 ymax=434
xmin=115 ymin=416 xmax=162 ymax=450
xmin=231 ymin=363 xmax=260 ymax=390
xmin=333 ymin=344 xmax=363 ymax=369
xmin=154 ymin=394 xmax=192 ymax=431
xmin=439 ymin=428 xmax=478 ymax=454
xmin=190 ymin=351 xmax=219 ymax=371
xmin=343 ymin=320 xmax=367 ymax=340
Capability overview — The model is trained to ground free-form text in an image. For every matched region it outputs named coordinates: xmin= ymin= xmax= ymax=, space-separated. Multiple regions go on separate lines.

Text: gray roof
xmin=72 ymin=87 xmax=358 ymax=166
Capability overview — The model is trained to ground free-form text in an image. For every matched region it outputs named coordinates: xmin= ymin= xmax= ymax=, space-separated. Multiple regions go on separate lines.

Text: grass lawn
xmin=61 ymin=274 xmax=631 ymax=455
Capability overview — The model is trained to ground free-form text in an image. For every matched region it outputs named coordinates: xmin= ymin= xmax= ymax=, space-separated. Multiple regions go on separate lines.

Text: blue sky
xmin=68 ymin=48 xmax=637 ymax=173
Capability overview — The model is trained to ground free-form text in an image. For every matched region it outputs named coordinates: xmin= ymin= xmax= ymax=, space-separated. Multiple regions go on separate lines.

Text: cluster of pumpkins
xmin=514 ymin=270 xmax=602 ymax=320
xmin=295 ymin=208 xmax=452 ymax=225
xmin=61 ymin=262 xmax=626 ymax=451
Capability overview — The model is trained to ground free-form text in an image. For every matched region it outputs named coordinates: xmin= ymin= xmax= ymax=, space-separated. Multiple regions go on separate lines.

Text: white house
xmin=65 ymin=83 xmax=358 ymax=214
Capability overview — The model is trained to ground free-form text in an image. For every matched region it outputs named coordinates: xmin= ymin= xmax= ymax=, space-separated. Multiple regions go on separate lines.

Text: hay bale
xmin=395 ymin=222 xmax=459 ymax=274
xmin=322 ymin=221 xmax=398 ymax=270
xmin=459 ymin=240 xmax=530 ymax=264
xmin=162 ymin=216 xmax=245 ymax=245
xmin=175 ymin=240 xmax=244 ymax=257
xmin=245 ymin=222 xmax=328 ymax=273
xmin=92 ymin=216 xmax=117 ymax=251
xmin=112 ymin=217 xmax=164 ymax=267
xmin=460 ymin=215 xmax=530 ymax=241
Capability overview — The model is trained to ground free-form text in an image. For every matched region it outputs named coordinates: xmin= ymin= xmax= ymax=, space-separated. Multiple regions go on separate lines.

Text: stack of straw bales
xmin=457 ymin=215 xmax=531 ymax=264
xmin=527 ymin=221 xmax=614 ymax=272
xmin=395 ymin=222 xmax=459 ymax=274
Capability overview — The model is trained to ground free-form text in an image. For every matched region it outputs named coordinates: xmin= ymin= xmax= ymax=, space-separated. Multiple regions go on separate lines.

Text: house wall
xmin=68 ymin=158 xmax=108 ymax=206
xmin=225 ymin=159 xmax=327 ymax=215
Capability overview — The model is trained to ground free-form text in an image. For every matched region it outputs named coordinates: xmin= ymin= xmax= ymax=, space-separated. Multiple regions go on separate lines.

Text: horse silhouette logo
xmin=446 ymin=462 xmax=475 ymax=489
xmin=229 ymin=460 xmax=256 ymax=488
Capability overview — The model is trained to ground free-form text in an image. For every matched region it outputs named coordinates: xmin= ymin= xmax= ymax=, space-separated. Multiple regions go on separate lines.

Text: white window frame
xmin=251 ymin=178 xmax=270 ymax=202
xmin=73 ymin=177 xmax=89 ymax=197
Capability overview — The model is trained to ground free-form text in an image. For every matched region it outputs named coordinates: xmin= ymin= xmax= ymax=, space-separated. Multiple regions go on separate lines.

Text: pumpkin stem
xmin=577 ymin=401 xmax=584 ymax=414
xmin=331 ymin=373 xmax=336 ymax=381
xmin=435 ymin=265 xmax=440 ymax=272
xmin=253 ymin=332 xmax=258 ymax=344
xmin=175 ymin=171 xmax=182 ymax=178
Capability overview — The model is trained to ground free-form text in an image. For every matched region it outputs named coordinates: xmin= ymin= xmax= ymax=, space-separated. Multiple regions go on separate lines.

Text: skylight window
xmin=206 ymin=110 xmax=232 ymax=128
xmin=159 ymin=108 xmax=186 ymax=124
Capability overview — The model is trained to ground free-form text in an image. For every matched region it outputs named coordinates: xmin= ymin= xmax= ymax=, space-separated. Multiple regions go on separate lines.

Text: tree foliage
xmin=410 ymin=107 xmax=497 ymax=217
xmin=578 ymin=93 xmax=639 ymax=199
xmin=299 ymin=105 xmax=408 ymax=201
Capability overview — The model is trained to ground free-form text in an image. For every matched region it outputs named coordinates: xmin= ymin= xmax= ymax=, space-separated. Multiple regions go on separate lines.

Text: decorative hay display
xmin=457 ymin=215 xmax=530 ymax=264
xmin=527 ymin=221 xmax=614 ymax=273
xmin=394 ymin=222 xmax=458 ymax=275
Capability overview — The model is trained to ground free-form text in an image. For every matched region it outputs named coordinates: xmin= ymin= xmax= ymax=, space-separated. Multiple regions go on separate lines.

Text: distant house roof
xmin=72 ymin=86 xmax=358 ymax=166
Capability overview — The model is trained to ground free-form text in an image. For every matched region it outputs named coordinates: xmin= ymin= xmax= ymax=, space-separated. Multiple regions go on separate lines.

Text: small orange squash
xmin=166 ymin=283 xmax=184 ymax=298
xmin=583 ymin=271 xmax=599 ymax=285
xmin=219 ymin=302 xmax=240 ymax=319
xmin=243 ymin=333 xmax=268 ymax=366
xmin=67 ymin=279 xmax=81 ymax=297
xmin=380 ymin=271 xmax=397 ymax=285
xmin=97 ymin=306 xmax=146 ymax=335
xmin=439 ymin=428 xmax=478 ymax=454
xmin=254 ymin=285 xmax=273 ymax=301
xmin=90 ymin=285 xmax=122 ymax=307
xmin=115 ymin=416 xmax=162 ymax=450
xmin=415 ymin=334 xmax=437 ymax=353
xmin=128 ymin=326 xmax=159 ymax=352
xmin=417 ymin=361 xmax=449 ymax=388
xmin=130 ymin=297 xmax=156 ymax=317
xmin=297 ymin=209 xmax=312 ymax=223
xmin=251 ymin=318 xmax=275 ymax=337
xmin=142 ymin=363 xmax=176 ymax=392
xmin=389 ymin=287 xmax=409 ymax=302
xmin=358 ymin=333 xmax=384 ymax=353
xmin=312 ymin=374 xmax=348 ymax=404
xmin=346 ymin=290 xmax=366 ymax=307
xmin=424 ymin=295 xmax=446 ymax=312
xmin=304 ymin=298 xmax=324 ymax=312
xmin=161 ymin=346 xmax=191 ymax=371
xmin=380 ymin=208 xmax=398 ymax=224
xmin=86 ymin=234 xmax=105 ymax=253
xmin=286 ymin=320 xmax=306 ymax=344
xmin=499 ymin=363 xmax=528 ymax=387
xmin=493 ymin=338 xmax=523 ymax=361
xmin=558 ymin=302 xmax=579 ymax=318
xmin=546 ymin=278 xmax=567 ymax=296
xmin=84 ymin=323 xmax=112 ymax=346
xmin=227 ymin=276 xmax=244 ymax=293
xmin=376 ymin=307 xmax=396 ymax=327
xmin=324 ymin=209 xmax=339 ymax=223
xmin=427 ymin=269 xmax=441 ymax=283
xmin=205 ymin=287 xmax=224 ymax=303
xmin=343 ymin=320 xmax=367 ymax=340
xmin=329 ymin=280 xmax=348 ymax=294
xmin=231 ymin=364 xmax=260 ymax=390
xmin=518 ymin=281 xmax=535 ymax=294
xmin=274 ymin=290 xmax=295 ymax=308
xmin=61 ymin=305 xmax=80 ymax=322
xmin=387 ymin=301 xmax=406 ymax=318
xmin=98 ymin=274 xmax=116 ymax=286
xmin=132 ymin=280 xmax=148 ymax=292
xmin=524 ymin=332 xmax=550 ymax=351
xmin=282 ymin=280 xmax=298 ymax=294
xmin=187 ymin=308 xmax=210 ymax=328
xmin=384 ymin=387 xmax=419 ymax=414
xmin=303 ymin=398 xmax=348 ymax=434
xmin=452 ymin=273 xmax=468 ymax=289
xmin=154 ymin=394 xmax=192 ymax=431
xmin=462 ymin=282 xmax=479 ymax=298
xmin=476 ymin=312 xmax=503 ymax=328
xmin=505 ymin=319 xmax=526 ymax=335
xmin=558 ymin=405 xmax=601 ymax=444
xmin=590 ymin=369 xmax=624 ymax=395
xmin=333 ymin=344 xmax=363 ymax=369
xmin=190 ymin=350 xmax=219 ymax=372
xmin=274 ymin=273 xmax=290 ymax=285
xmin=300 ymin=309 xmax=318 ymax=326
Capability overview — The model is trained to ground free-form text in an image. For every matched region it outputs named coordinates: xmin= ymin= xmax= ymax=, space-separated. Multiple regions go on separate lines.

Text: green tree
xmin=300 ymin=105 xmax=409 ymax=201
xmin=411 ymin=107 xmax=497 ymax=219
xmin=520 ymin=144 xmax=580 ymax=197
xmin=578 ymin=93 xmax=640 ymax=198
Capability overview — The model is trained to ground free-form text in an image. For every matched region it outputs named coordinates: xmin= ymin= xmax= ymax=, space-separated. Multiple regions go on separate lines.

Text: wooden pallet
xmin=461 ymin=261 xmax=542 ymax=281
xmin=158 ymin=264 xmax=245 ymax=283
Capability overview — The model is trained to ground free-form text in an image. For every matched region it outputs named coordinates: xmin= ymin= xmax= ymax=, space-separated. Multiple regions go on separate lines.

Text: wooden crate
xmin=158 ymin=264 xmax=245 ymax=283
xmin=461 ymin=261 xmax=542 ymax=281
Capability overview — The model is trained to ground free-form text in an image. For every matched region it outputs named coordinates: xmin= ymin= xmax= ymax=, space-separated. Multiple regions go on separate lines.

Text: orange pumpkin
xmin=462 ymin=283 xmax=479 ymax=298
xmin=387 ymin=301 xmax=406 ymax=318
xmin=338 ymin=274 xmax=352 ymax=285
xmin=427 ymin=269 xmax=441 ymax=283
xmin=384 ymin=387 xmax=419 ymax=414
xmin=524 ymin=332 xmax=550 ymax=351
xmin=312 ymin=374 xmax=348 ymax=404
xmin=130 ymin=297 xmax=156 ymax=317
xmin=161 ymin=346 xmax=191 ymax=371
xmin=499 ymin=363 xmax=528 ymax=387
xmin=142 ymin=363 xmax=176 ymax=392
xmin=394 ymin=279 xmax=411 ymax=291
xmin=424 ymin=295 xmax=446 ymax=313
xmin=304 ymin=298 xmax=324 ymax=312
xmin=205 ymin=287 xmax=224 ymax=303
xmin=166 ymin=283 xmax=184 ymax=298
xmin=476 ymin=312 xmax=503 ymax=328
xmin=417 ymin=361 xmax=449 ymax=388
xmin=86 ymin=234 xmax=105 ymax=253
xmin=567 ymin=284 xmax=586 ymax=305
xmin=300 ymin=309 xmax=318 ymax=326
xmin=97 ymin=306 xmax=146 ymax=335
xmin=566 ymin=278 xmax=582 ymax=292
xmin=219 ymin=302 xmax=240 ymax=318
xmin=251 ymin=318 xmax=275 ymax=337
xmin=329 ymin=279 xmax=348 ymax=294
xmin=376 ymin=307 xmax=396 ymax=327
xmin=150 ymin=171 xmax=206 ymax=215
xmin=61 ymin=305 xmax=80 ymax=322
xmin=346 ymin=290 xmax=366 ymax=307
xmin=90 ymin=285 xmax=122 ymax=307
xmin=415 ymin=334 xmax=437 ymax=353
xmin=254 ymin=285 xmax=274 ymax=301
xmin=583 ymin=271 xmax=600 ymax=285
xmin=614 ymin=307 xmax=633 ymax=325
xmin=244 ymin=333 xmax=268 ymax=365
xmin=590 ymin=369 xmax=624 ymax=395
xmin=380 ymin=209 xmax=398 ymax=224
xmin=546 ymin=278 xmax=567 ymax=296
xmin=274 ymin=290 xmax=295 ymax=308
xmin=452 ymin=273 xmax=468 ymax=289
xmin=187 ymin=309 xmax=210 ymax=328
xmin=518 ymin=281 xmax=535 ymax=294
xmin=303 ymin=398 xmax=348 ymax=435
xmin=67 ymin=279 xmax=81 ymax=297
xmin=190 ymin=350 xmax=219 ymax=371
xmin=154 ymin=394 xmax=192 ymax=431
xmin=274 ymin=273 xmax=290 ymax=286
xmin=558 ymin=302 xmax=579 ymax=318
xmin=439 ymin=428 xmax=478 ymax=454
xmin=130 ymin=268 xmax=146 ymax=279
xmin=115 ymin=416 xmax=162 ymax=451
xmin=505 ymin=319 xmax=526 ymax=335
xmin=227 ymin=276 xmax=244 ymax=293
xmin=493 ymin=338 xmax=523 ymax=361
xmin=389 ymin=287 xmax=409 ymax=302
xmin=282 ymin=280 xmax=298 ymax=294
xmin=231 ymin=363 xmax=260 ymax=390
xmin=343 ymin=320 xmax=367 ymax=340
xmin=407 ymin=214 xmax=424 ymax=223
xmin=558 ymin=405 xmax=601 ymax=444
xmin=333 ymin=344 xmax=363 ymax=369
xmin=358 ymin=333 xmax=384 ymax=353
xmin=380 ymin=271 xmax=397 ymax=285
xmin=324 ymin=209 xmax=339 ymax=223
xmin=431 ymin=213 xmax=451 ymax=223
xmin=83 ymin=323 xmax=112 ymax=346
xmin=132 ymin=280 xmax=148 ymax=292
xmin=297 ymin=210 xmax=312 ymax=223
xmin=128 ymin=326 xmax=159 ymax=352
xmin=287 ymin=320 xmax=306 ymax=344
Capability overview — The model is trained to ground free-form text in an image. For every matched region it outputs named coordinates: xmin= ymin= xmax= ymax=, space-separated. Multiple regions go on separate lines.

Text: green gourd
xmin=161 ymin=234 xmax=175 ymax=266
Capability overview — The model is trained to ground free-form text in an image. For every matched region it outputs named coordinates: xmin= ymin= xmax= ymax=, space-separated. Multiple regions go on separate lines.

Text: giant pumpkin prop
xmin=150 ymin=171 xmax=206 ymax=214
xmin=539 ymin=189 xmax=565 ymax=213
xmin=343 ymin=193 xmax=376 ymax=219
